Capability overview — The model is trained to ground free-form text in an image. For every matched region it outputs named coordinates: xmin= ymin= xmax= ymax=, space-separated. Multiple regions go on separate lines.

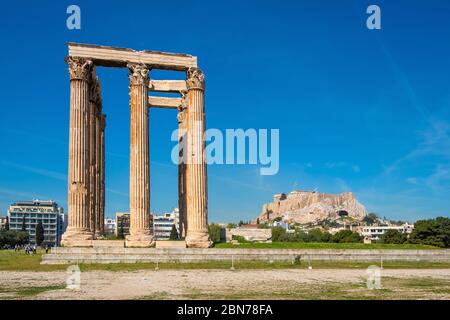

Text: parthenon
xmin=61 ymin=43 xmax=212 ymax=248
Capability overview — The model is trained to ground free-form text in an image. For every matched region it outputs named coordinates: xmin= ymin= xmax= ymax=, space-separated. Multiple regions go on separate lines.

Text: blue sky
xmin=0 ymin=0 xmax=449 ymax=223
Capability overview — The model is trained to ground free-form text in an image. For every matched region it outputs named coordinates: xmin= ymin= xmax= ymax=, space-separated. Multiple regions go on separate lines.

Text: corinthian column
xmin=177 ymin=94 xmax=188 ymax=239
xmin=94 ymin=106 xmax=103 ymax=239
xmin=88 ymin=73 xmax=99 ymax=237
xmin=61 ymin=57 xmax=94 ymax=247
xmin=185 ymin=68 xmax=212 ymax=248
xmin=98 ymin=114 xmax=106 ymax=237
xmin=126 ymin=63 xmax=154 ymax=247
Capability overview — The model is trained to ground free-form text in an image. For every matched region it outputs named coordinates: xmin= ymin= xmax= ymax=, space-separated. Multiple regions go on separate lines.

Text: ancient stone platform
xmin=41 ymin=247 xmax=450 ymax=264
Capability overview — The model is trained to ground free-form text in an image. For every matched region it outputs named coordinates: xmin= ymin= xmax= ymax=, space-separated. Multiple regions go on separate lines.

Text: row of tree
xmin=1 ymin=218 xmax=45 ymax=248
xmin=380 ymin=217 xmax=450 ymax=247
xmin=272 ymin=227 xmax=363 ymax=243
xmin=0 ymin=230 xmax=29 ymax=248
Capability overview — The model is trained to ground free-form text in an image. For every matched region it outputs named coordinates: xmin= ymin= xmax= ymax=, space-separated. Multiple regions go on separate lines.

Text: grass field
xmin=1 ymin=249 xmax=450 ymax=272
xmin=214 ymin=242 xmax=440 ymax=249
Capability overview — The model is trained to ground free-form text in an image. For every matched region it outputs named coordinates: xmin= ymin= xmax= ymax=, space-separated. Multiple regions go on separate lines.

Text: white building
xmin=7 ymin=199 xmax=66 ymax=246
xmin=0 ymin=216 xmax=7 ymax=229
xmin=153 ymin=208 xmax=179 ymax=240
xmin=361 ymin=223 xmax=414 ymax=242
xmin=104 ymin=218 xmax=116 ymax=235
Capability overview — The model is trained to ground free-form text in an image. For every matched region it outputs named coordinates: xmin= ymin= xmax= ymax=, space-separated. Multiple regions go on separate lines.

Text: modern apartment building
xmin=115 ymin=212 xmax=130 ymax=237
xmin=7 ymin=199 xmax=66 ymax=246
xmin=104 ymin=218 xmax=116 ymax=235
xmin=361 ymin=223 xmax=414 ymax=242
xmin=153 ymin=208 xmax=179 ymax=240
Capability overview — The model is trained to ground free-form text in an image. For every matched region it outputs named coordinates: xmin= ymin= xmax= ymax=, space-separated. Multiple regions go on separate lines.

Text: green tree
xmin=363 ymin=213 xmax=379 ymax=226
xmin=307 ymin=229 xmax=332 ymax=243
xmin=169 ymin=224 xmax=179 ymax=240
xmin=117 ymin=222 xmax=125 ymax=239
xmin=226 ymin=223 xmax=237 ymax=229
xmin=0 ymin=230 xmax=29 ymax=247
xmin=331 ymin=230 xmax=362 ymax=243
xmin=4 ymin=217 xmax=9 ymax=231
xmin=294 ymin=231 xmax=310 ymax=242
xmin=409 ymin=217 xmax=450 ymax=248
xmin=208 ymin=223 xmax=222 ymax=243
xmin=35 ymin=221 xmax=45 ymax=246
xmin=379 ymin=229 xmax=407 ymax=244
xmin=21 ymin=218 xmax=26 ymax=232
xmin=271 ymin=226 xmax=286 ymax=242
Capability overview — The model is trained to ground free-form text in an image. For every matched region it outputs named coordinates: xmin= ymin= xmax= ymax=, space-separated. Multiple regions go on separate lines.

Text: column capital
xmin=66 ymin=56 xmax=94 ymax=81
xmin=127 ymin=63 xmax=150 ymax=86
xmin=186 ymin=67 xmax=205 ymax=91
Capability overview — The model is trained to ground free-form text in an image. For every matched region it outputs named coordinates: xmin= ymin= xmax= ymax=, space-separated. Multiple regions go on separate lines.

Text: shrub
xmin=208 ymin=223 xmax=222 ymax=243
xmin=271 ymin=226 xmax=286 ymax=242
xmin=379 ymin=229 xmax=407 ymax=244
xmin=0 ymin=230 xmax=29 ymax=248
xmin=409 ymin=217 xmax=450 ymax=248
xmin=331 ymin=230 xmax=362 ymax=243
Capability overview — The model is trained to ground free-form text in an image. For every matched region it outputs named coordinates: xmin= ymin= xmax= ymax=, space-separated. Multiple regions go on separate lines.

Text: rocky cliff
xmin=255 ymin=190 xmax=367 ymax=225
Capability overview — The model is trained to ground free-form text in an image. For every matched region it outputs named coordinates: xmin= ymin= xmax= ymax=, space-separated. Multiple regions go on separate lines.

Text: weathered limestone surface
xmin=98 ymin=114 xmax=106 ymax=236
xmin=255 ymin=190 xmax=367 ymax=225
xmin=184 ymin=68 xmax=212 ymax=248
xmin=68 ymin=42 xmax=197 ymax=70
xmin=126 ymin=63 xmax=154 ymax=248
xmin=226 ymin=228 xmax=272 ymax=242
xmin=149 ymin=80 xmax=187 ymax=92
xmin=61 ymin=57 xmax=95 ymax=247
xmin=178 ymin=95 xmax=187 ymax=239
xmin=42 ymin=247 xmax=450 ymax=264
xmin=148 ymin=96 xmax=182 ymax=109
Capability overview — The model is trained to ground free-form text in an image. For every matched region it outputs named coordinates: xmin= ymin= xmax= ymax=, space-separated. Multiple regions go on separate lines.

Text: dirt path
xmin=1 ymin=269 xmax=449 ymax=300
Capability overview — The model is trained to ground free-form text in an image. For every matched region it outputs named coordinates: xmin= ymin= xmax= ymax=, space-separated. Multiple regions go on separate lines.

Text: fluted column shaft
xmin=126 ymin=63 xmax=154 ymax=247
xmin=99 ymin=114 xmax=106 ymax=235
xmin=178 ymin=99 xmax=187 ymax=239
xmin=61 ymin=57 xmax=94 ymax=246
xmin=185 ymin=68 xmax=212 ymax=248
xmin=88 ymin=74 xmax=98 ymax=235
xmin=94 ymin=110 xmax=102 ymax=237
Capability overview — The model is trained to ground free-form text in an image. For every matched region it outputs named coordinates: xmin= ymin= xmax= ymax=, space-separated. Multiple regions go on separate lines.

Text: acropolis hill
xmin=254 ymin=190 xmax=367 ymax=225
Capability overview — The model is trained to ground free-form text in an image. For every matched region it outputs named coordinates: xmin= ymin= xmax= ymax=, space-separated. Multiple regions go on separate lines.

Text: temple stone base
xmin=92 ymin=240 xmax=124 ymax=247
xmin=61 ymin=230 xmax=94 ymax=247
xmin=94 ymin=232 xmax=106 ymax=240
xmin=125 ymin=233 xmax=155 ymax=248
xmin=155 ymin=241 xmax=186 ymax=249
xmin=185 ymin=231 xmax=213 ymax=248
xmin=41 ymin=247 xmax=450 ymax=264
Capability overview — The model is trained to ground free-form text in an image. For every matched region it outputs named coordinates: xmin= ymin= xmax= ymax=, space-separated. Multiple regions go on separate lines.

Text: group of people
xmin=24 ymin=244 xmax=37 ymax=255
xmin=13 ymin=244 xmax=52 ymax=254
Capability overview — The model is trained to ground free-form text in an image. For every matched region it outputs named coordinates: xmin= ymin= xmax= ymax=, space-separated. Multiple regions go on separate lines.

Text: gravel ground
xmin=1 ymin=269 xmax=449 ymax=300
